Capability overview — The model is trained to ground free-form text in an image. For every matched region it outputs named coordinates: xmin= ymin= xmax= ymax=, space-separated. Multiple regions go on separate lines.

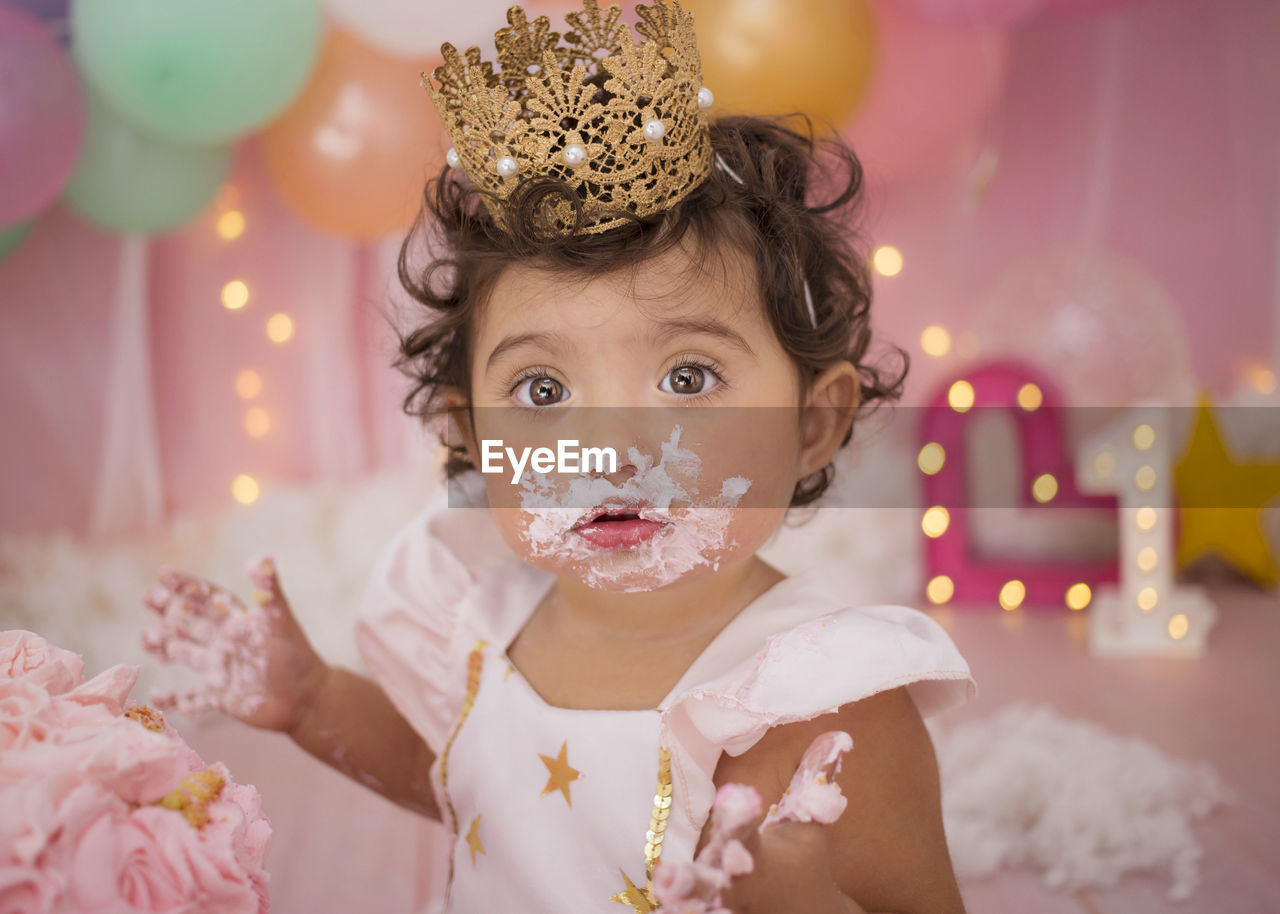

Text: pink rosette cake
xmin=0 ymin=630 xmax=271 ymax=914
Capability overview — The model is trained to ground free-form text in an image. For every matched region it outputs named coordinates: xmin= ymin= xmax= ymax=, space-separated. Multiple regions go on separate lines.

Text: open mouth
xmin=589 ymin=511 xmax=640 ymax=523
xmin=571 ymin=504 xmax=668 ymax=548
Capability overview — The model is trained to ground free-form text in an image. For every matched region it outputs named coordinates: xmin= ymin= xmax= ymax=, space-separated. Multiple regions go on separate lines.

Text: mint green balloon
xmin=63 ymin=88 xmax=232 ymax=234
xmin=0 ymin=220 xmax=34 ymax=259
xmin=71 ymin=0 xmax=322 ymax=145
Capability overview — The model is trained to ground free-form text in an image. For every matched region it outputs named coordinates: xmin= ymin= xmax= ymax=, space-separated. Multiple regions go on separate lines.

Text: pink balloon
xmin=844 ymin=2 xmax=1009 ymax=186
xmin=883 ymin=0 xmax=1045 ymax=29
xmin=0 ymin=4 xmax=85 ymax=224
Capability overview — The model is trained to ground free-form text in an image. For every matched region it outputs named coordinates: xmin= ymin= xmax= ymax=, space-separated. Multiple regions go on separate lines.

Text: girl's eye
xmin=660 ymin=364 xmax=721 ymax=396
xmin=514 ymin=376 xmax=567 ymax=407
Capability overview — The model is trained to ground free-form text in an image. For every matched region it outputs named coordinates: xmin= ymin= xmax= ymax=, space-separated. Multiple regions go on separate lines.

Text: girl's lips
xmin=572 ymin=517 xmax=668 ymax=549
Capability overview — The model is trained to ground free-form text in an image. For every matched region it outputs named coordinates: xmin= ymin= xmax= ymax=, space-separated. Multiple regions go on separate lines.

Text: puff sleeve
xmin=353 ymin=484 xmax=515 ymax=754
xmin=660 ymin=594 xmax=977 ymax=837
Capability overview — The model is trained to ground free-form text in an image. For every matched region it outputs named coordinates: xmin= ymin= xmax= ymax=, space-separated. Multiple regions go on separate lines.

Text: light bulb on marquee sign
xmin=1075 ymin=401 xmax=1218 ymax=657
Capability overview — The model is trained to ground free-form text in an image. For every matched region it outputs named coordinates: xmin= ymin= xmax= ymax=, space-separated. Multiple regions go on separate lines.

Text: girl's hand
xmin=141 ymin=556 xmax=328 ymax=734
xmin=655 ymin=731 xmax=864 ymax=914
xmin=716 ymin=819 xmax=866 ymax=914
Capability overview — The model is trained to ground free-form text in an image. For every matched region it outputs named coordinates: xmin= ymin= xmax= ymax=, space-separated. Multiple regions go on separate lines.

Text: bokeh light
xmin=948 ymin=379 xmax=974 ymax=412
xmin=920 ymin=325 xmax=951 ymax=357
xmin=217 ymin=210 xmax=246 ymax=240
xmin=1032 ymin=473 xmax=1058 ymax=503
xmin=872 ymin=245 xmax=903 ymax=276
xmin=999 ymin=580 xmax=1026 ymax=610
xmin=926 ymin=575 xmax=954 ymax=604
xmin=1065 ymin=583 xmax=1091 ymax=610
xmin=922 ymin=506 xmax=950 ymax=538
xmin=917 ymin=442 xmax=946 ymax=475
xmin=231 ymin=474 xmax=260 ymax=505
xmin=221 ymin=280 xmax=249 ymax=311
xmin=266 ymin=313 xmax=294 ymax=343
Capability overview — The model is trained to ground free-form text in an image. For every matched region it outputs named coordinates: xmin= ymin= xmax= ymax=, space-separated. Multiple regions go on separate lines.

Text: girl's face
xmin=453 ymin=239 xmax=855 ymax=592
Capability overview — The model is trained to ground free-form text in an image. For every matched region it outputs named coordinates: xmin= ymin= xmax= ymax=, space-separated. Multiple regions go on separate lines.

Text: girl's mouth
xmin=570 ymin=505 xmax=669 ymax=549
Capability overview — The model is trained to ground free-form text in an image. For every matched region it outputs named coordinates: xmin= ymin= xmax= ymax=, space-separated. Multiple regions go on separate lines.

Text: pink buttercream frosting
xmin=0 ymin=629 xmax=271 ymax=913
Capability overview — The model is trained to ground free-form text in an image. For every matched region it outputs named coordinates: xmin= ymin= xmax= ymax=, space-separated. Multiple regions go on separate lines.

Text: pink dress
xmin=355 ymin=487 xmax=978 ymax=913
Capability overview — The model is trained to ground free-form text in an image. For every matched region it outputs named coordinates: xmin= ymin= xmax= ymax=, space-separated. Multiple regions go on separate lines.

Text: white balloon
xmin=972 ymin=248 xmax=1197 ymax=408
xmin=324 ymin=0 xmax=515 ymax=59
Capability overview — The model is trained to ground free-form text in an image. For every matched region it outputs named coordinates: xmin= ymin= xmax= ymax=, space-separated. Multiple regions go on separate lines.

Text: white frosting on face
xmin=514 ymin=426 xmax=751 ymax=591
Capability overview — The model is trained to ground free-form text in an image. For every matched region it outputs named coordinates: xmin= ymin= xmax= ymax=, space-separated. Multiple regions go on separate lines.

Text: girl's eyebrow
xmin=647 ymin=318 xmax=754 ymax=356
xmin=484 ymin=318 xmax=753 ymax=372
xmin=485 ymin=331 xmax=574 ymax=371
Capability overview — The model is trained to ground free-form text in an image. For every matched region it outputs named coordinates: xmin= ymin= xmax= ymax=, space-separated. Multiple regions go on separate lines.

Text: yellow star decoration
xmin=1174 ymin=394 xmax=1280 ymax=588
xmin=538 ymin=740 xmax=581 ymax=807
xmin=504 ymin=663 xmax=515 ymax=681
xmin=465 ymin=815 xmax=485 ymax=865
xmin=609 ymin=868 xmax=659 ymax=912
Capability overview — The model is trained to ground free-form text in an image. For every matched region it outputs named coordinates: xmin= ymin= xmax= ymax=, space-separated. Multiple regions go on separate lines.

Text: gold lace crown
xmin=422 ymin=0 xmax=714 ymax=235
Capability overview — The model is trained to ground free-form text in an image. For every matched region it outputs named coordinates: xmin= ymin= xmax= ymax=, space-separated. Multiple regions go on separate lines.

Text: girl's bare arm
xmin=703 ymin=687 xmax=967 ymax=914
xmin=285 ymin=664 xmax=440 ymax=820
xmin=143 ymin=557 xmax=441 ymax=821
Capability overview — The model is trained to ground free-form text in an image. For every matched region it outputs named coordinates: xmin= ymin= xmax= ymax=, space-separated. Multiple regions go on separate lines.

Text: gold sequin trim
xmin=644 ymin=746 xmax=673 ymax=880
xmin=439 ymin=639 xmax=488 ymax=902
xmin=610 ymin=745 xmax=672 ymax=910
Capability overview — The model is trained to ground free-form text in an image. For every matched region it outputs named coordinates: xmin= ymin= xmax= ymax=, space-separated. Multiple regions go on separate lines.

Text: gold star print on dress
xmin=609 ymin=868 xmax=659 ymax=913
xmin=539 ymin=740 xmax=582 ymax=806
xmin=465 ymin=815 xmax=485 ymax=865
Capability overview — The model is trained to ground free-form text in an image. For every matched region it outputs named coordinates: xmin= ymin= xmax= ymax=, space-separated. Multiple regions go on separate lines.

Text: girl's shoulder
xmin=658 ymin=569 xmax=977 ymax=841
xmin=660 ymin=567 xmax=978 ymax=757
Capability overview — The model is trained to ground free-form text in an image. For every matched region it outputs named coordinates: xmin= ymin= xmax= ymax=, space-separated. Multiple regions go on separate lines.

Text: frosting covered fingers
xmin=141 ymin=558 xmax=274 ymax=718
xmin=652 ymin=730 xmax=855 ymax=913
xmin=762 ymin=729 xmax=854 ymax=828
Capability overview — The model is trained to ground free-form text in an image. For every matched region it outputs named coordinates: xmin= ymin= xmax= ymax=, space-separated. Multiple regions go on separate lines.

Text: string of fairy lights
xmin=213 ymin=184 xmax=294 ymax=508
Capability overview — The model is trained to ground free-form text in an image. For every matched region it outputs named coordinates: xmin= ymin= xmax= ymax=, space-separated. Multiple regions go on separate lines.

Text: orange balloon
xmin=262 ymin=29 xmax=446 ymax=241
xmin=684 ymin=0 xmax=877 ymax=132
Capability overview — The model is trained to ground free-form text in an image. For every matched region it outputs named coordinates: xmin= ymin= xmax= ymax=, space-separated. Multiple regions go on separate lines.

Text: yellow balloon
xmin=685 ymin=0 xmax=877 ymax=132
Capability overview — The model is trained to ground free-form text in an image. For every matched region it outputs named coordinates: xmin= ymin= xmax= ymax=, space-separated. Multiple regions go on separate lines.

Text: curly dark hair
xmin=392 ymin=114 xmax=908 ymax=507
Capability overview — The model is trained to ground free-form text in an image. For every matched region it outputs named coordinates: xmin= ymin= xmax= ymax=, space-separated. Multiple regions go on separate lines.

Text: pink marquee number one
xmin=1075 ymin=401 xmax=1217 ymax=656
xmin=918 ymin=360 xmax=1119 ymax=610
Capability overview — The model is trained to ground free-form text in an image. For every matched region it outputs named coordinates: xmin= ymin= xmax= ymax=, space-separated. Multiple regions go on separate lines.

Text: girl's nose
xmin=586 ymin=460 xmax=636 ymax=488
